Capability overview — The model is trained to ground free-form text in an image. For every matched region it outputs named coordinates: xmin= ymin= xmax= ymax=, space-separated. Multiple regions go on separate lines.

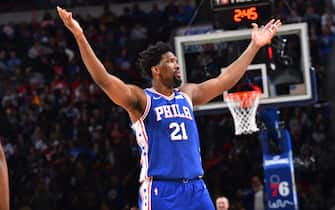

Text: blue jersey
xmin=132 ymin=88 xmax=204 ymax=182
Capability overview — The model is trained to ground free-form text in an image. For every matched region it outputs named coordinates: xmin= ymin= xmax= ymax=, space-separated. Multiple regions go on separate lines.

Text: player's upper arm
xmin=98 ymin=73 xmax=146 ymax=119
xmin=0 ymin=144 xmax=9 ymax=210
xmin=180 ymin=77 xmax=229 ymax=106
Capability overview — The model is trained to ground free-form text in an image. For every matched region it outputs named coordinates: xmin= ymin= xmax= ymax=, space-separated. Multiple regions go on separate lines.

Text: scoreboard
xmin=211 ymin=0 xmax=271 ymax=10
xmin=211 ymin=0 xmax=272 ymax=30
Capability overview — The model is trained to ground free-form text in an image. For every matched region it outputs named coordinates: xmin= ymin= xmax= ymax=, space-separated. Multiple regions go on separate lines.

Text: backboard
xmin=174 ymin=23 xmax=317 ymax=112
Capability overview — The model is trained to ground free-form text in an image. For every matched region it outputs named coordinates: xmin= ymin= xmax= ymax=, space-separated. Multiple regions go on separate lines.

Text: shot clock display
xmin=233 ymin=6 xmax=258 ymax=22
xmin=211 ymin=0 xmax=272 ymax=30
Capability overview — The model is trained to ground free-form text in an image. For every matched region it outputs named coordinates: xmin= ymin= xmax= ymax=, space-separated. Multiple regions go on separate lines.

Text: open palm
xmin=251 ymin=19 xmax=282 ymax=48
xmin=57 ymin=6 xmax=83 ymax=36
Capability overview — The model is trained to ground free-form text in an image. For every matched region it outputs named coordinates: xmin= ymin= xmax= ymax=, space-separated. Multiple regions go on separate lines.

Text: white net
xmin=225 ymin=91 xmax=261 ymax=135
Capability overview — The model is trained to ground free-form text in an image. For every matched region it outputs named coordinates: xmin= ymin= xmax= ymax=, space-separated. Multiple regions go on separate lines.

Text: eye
xmin=169 ymin=58 xmax=177 ymax=63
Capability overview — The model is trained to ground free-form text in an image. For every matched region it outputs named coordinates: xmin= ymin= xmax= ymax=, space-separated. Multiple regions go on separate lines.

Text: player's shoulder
xmin=127 ymin=84 xmax=146 ymax=97
xmin=125 ymin=84 xmax=147 ymax=118
xmin=178 ymin=83 xmax=197 ymax=98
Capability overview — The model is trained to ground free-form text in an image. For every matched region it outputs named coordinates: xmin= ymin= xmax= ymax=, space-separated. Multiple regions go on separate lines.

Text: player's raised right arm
xmin=56 ymin=7 xmax=145 ymax=116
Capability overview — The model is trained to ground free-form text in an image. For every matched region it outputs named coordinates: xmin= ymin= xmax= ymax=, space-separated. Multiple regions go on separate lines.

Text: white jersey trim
xmin=139 ymin=177 xmax=152 ymax=210
xmin=141 ymin=94 xmax=151 ymax=121
xmin=179 ymin=91 xmax=193 ymax=110
xmin=130 ymin=93 xmax=150 ymax=128
xmin=132 ymin=119 xmax=149 ymax=183
xmin=147 ymin=88 xmax=175 ymax=101
xmin=131 ymin=91 xmax=152 ymax=183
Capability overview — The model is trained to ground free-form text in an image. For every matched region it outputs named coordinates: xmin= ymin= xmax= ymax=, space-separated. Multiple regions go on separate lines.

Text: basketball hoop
xmin=225 ymin=90 xmax=261 ymax=135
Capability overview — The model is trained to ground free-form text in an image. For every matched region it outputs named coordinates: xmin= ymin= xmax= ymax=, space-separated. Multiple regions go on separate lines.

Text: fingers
xmin=251 ymin=23 xmax=259 ymax=35
xmin=57 ymin=6 xmax=83 ymax=36
xmin=265 ymin=19 xmax=282 ymax=34
xmin=270 ymin=20 xmax=282 ymax=30
xmin=252 ymin=19 xmax=281 ymax=33
xmin=56 ymin=6 xmax=71 ymax=21
xmin=264 ymin=19 xmax=275 ymax=31
xmin=274 ymin=19 xmax=282 ymax=29
xmin=56 ymin=6 xmax=66 ymax=20
xmin=57 ymin=6 xmax=74 ymax=28
xmin=251 ymin=23 xmax=259 ymax=31
xmin=57 ymin=6 xmax=65 ymax=17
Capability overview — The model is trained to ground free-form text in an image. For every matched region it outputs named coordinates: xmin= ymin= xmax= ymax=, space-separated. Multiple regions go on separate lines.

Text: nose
xmin=175 ymin=63 xmax=180 ymax=70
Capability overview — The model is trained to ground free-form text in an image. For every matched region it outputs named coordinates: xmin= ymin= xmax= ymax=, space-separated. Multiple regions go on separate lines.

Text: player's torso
xmin=132 ymin=88 xmax=204 ymax=181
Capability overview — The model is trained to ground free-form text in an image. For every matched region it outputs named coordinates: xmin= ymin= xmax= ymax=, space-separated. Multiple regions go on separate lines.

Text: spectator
xmin=241 ymin=176 xmax=265 ymax=210
xmin=216 ymin=196 xmax=229 ymax=210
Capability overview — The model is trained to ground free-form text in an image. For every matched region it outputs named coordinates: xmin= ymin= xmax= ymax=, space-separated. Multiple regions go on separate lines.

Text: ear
xmin=151 ymin=66 xmax=159 ymax=76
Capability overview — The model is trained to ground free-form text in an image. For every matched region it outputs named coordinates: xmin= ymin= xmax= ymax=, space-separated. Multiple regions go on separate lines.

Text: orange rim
xmin=225 ymin=90 xmax=261 ymax=108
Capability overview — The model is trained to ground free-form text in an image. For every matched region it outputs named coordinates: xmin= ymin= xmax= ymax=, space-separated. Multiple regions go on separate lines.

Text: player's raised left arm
xmin=181 ymin=19 xmax=281 ymax=106
xmin=0 ymin=142 xmax=9 ymax=210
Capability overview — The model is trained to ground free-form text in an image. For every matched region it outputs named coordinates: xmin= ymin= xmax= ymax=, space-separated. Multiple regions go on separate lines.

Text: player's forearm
xmin=74 ymin=32 xmax=111 ymax=86
xmin=217 ymin=41 xmax=260 ymax=90
xmin=190 ymin=41 xmax=261 ymax=105
xmin=0 ymin=145 xmax=9 ymax=210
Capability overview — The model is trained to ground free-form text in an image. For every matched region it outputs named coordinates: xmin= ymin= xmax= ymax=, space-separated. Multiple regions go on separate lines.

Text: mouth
xmin=175 ymin=71 xmax=181 ymax=78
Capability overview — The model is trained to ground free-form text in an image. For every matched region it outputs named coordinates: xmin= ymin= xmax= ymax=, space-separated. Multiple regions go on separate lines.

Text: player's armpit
xmin=179 ymin=83 xmax=212 ymax=106
xmin=100 ymin=79 xmax=147 ymax=121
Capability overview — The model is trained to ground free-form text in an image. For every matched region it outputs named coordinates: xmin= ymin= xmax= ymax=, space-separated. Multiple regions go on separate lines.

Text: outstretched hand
xmin=251 ymin=19 xmax=282 ymax=48
xmin=57 ymin=6 xmax=83 ymax=36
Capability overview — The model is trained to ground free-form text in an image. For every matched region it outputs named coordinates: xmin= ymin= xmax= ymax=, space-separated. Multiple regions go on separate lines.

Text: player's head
xmin=216 ymin=196 xmax=229 ymax=210
xmin=137 ymin=41 xmax=181 ymax=88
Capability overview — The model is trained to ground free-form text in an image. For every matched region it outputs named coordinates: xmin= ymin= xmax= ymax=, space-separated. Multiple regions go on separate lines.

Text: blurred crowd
xmin=0 ymin=0 xmax=335 ymax=210
xmin=0 ymin=0 xmax=152 ymax=12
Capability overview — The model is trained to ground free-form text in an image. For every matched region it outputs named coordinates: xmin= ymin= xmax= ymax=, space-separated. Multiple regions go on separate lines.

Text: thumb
xmin=251 ymin=23 xmax=258 ymax=32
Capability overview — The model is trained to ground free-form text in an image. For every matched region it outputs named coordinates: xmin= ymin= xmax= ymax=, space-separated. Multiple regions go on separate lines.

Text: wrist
xmin=73 ymin=30 xmax=84 ymax=40
xmin=249 ymin=41 xmax=262 ymax=51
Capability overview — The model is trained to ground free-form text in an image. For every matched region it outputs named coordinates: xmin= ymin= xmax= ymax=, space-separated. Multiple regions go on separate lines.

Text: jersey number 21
xmin=169 ymin=122 xmax=188 ymax=141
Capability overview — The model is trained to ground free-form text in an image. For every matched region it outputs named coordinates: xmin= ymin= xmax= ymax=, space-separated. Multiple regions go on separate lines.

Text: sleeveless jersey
xmin=132 ymin=88 xmax=204 ymax=182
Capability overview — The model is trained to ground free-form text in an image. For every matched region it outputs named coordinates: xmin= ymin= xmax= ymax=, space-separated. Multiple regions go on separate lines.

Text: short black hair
xmin=136 ymin=42 xmax=172 ymax=78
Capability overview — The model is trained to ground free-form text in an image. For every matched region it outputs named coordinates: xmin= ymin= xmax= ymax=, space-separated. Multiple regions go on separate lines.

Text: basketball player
xmin=0 ymin=142 xmax=9 ymax=210
xmin=57 ymin=6 xmax=281 ymax=210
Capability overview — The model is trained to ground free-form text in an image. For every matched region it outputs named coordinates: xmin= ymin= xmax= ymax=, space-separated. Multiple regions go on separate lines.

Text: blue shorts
xmin=138 ymin=177 xmax=215 ymax=210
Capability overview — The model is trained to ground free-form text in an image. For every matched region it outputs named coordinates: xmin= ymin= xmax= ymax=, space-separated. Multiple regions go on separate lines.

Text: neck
xmin=152 ymin=80 xmax=174 ymax=96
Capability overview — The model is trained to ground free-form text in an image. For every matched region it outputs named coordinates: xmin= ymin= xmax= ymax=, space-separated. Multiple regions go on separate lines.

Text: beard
xmin=173 ymin=75 xmax=182 ymax=88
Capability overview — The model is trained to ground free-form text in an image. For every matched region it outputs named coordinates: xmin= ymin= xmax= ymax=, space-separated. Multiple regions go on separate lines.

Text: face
xmin=216 ymin=197 xmax=229 ymax=210
xmin=154 ymin=52 xmax=181 ymax=88
xmin=251 ymin=176 xmax=262 ymax=191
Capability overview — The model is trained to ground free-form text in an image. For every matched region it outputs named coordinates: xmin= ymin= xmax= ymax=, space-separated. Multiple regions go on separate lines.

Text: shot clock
xmin=233 ymin=6 xmax=258 ymax=22
xmin=211 ymin=0 xmax=272 ymax=30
